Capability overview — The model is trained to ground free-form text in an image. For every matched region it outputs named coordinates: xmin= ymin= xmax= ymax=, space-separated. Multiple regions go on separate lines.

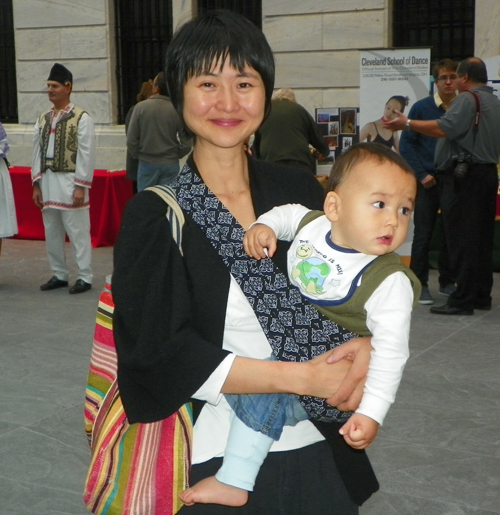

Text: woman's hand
xmin=324 ymin=336 xmax=372 ymax=411
xmin=297 ymin=350 xmax=354 ymax=400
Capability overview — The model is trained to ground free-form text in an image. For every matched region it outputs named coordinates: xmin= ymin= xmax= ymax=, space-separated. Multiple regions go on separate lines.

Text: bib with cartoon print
xmin=289 ymin=214 xmax=377 ymax=306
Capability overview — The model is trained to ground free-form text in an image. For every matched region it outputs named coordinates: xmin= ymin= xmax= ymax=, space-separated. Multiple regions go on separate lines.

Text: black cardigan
xmin=112 ymin=155 xmax=378 ymax=505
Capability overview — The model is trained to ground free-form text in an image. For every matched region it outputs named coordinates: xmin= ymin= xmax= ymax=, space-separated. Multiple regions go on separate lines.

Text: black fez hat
xmin=47 ymin=63 xmax=73 ymax=86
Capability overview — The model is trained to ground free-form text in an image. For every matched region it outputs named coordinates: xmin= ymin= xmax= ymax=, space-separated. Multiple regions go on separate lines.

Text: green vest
xmin=297 ymin=210 xmax=421 ymax=336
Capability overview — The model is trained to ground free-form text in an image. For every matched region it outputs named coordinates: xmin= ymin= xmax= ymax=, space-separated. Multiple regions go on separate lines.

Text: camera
xmin=451 ymin=152 xmax=472 ymax=180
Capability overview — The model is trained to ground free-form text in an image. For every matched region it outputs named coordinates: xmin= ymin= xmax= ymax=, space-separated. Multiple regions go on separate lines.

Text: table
xmin=9 ymin=167 xmax=133 ymax=247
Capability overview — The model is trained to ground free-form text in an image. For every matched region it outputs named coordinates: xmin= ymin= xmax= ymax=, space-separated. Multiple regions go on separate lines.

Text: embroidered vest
xmin=39 ymin=107 xmax=86 ymax=173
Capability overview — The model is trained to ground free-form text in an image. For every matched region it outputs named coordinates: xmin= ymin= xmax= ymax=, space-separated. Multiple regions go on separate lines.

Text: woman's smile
xmin=183 ymin=60 xmax=266 ymax=150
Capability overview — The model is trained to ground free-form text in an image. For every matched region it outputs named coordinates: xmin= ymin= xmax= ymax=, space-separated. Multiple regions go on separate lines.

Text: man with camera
xmin=385 ymin=57 xmax=500 ymax=315
xmin=399 ymin=59 xmax=459 ymax=306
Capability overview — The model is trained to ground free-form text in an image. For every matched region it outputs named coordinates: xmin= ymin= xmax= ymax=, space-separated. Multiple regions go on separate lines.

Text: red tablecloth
xmin=9 ymin=167 xmax=133 ymax=247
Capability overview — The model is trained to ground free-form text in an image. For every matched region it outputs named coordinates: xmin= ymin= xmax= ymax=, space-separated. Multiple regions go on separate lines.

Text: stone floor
xmin=0 ymin=238 xmax=499 ymax=515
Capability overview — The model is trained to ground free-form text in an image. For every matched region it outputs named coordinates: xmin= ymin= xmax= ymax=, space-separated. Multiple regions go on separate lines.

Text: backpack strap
xmin=146 ymin=185 xmax=185 ymax=254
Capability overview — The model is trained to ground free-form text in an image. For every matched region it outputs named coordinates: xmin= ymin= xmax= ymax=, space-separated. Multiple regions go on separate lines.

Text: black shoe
xmin=40 ymin=276 xmax=68 ymax=291
xmin=430 ymin=304 xmax=473 ymax=316
xmin=69 ymin=279 xmax=92 ymax=294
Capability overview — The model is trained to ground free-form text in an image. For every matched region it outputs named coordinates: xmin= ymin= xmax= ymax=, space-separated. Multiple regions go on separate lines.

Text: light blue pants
xmin=216 ymin=410 xmax=275 ymax=491
xmin=221 ymin=387 xmax=308 ymax=491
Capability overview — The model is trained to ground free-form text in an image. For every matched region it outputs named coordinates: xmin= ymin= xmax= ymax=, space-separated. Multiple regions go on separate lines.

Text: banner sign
xmin=359 ymin=48 xmax=431 ymax=152
xmin=359 ymin=49 xmax=430 ymax=259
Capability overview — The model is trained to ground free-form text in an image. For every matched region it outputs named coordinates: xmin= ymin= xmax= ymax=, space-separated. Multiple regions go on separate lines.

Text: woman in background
xmin=0 ymin=120 xmax=18 ymax=259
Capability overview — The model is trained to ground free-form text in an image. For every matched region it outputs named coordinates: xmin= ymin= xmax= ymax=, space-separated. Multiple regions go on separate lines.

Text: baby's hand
xmin=243 ymin=224 xmax=278 ymax=259
xmin=339 ymin=413 xmax=379 ymax=450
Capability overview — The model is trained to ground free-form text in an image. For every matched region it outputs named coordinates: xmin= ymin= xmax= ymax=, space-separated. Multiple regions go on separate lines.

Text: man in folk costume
xmin=31 ymin=63 xmax=96 ymax=294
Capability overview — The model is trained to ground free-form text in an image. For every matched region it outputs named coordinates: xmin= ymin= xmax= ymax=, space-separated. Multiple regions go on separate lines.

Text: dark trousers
xmin=179 ymin=441 xmax=359 ymax=515
xmin=410 ymin=179 xmax=454 ymax=288
xmin=439 ymin=163 xmax=498 ymax=310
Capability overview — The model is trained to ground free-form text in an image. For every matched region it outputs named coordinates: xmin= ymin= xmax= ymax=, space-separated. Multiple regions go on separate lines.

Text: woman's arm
xmin=359 ymin=122 xmax=375 ymax=143
xmin=113 ymin=191 xmax=229 ymax=423
xmin=222 ymin=336 xmax=371 ymax=410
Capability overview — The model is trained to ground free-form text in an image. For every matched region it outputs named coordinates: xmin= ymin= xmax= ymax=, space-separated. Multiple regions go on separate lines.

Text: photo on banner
xmin=359 ymin=48 xmax=430 ymax=263
xmin=359 ymin=48 xmax=431 ymax=153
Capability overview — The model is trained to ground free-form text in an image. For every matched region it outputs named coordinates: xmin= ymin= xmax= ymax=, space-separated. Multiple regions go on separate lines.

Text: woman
xmin=0 ymin=121 xmax=18 ymax=258
xmin=112 ymin=10 xmax=377 ymax=514
xmin=360 ymin=95 xmax=409 ymax=153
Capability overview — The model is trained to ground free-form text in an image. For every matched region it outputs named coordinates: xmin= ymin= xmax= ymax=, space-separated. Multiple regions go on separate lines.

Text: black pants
xmin=179 ymin=441 xmax=359 ymax=515
xmin=410 ymin=179 xmax=454 ymax=288
xmin=439 ymin=163 xmax=498 ymax=310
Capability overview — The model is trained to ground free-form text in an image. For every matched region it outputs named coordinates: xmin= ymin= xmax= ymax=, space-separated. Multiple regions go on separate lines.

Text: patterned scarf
xmin=171 ymin=163 xmax=354 ymax=423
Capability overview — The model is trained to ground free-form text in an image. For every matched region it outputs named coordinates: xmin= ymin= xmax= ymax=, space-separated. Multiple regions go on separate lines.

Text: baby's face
xmin=324 ymin=158 xmax=416 ymax=256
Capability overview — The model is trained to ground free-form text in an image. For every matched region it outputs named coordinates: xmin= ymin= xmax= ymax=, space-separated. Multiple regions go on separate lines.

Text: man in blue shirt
xmin=386 ymin=57 xmax=500 ymax=315
xmin=400 ymin=59 xmax=458 ymax=305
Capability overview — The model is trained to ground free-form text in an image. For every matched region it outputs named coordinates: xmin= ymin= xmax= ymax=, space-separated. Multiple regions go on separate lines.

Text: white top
xmin=255 ymin=204 xmax=413 ymax=425
xmin=31 ymin=104 xmax=96 ymax=210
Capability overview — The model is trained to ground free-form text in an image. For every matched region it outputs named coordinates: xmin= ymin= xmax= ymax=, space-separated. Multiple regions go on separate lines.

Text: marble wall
xmin=262 ymin=0 xmax=389 ymax=119
xmin=475 ymin=0 xmax=500 ymax=59
xmin=7 ymin=0 xmax=499 ymax=169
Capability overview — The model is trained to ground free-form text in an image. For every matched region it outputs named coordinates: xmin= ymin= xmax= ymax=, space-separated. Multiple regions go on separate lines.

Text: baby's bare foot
xmin=179 ymin=475 xmax=249 ymax=507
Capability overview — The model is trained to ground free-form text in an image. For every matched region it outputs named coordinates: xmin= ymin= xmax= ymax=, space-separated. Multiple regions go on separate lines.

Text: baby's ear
xmin=324 ymin=191 xmax=341 ymax=222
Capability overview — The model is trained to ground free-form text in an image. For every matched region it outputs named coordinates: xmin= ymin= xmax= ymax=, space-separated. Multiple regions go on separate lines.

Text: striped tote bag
xmin=84 ymin=186 xmax=192 ymax=515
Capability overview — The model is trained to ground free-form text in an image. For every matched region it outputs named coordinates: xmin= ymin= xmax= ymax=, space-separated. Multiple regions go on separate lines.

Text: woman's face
xmin=183 ymin=58 xmax=266 ymax=151
xmin=383 ymin=99 xmax=402 ymax=121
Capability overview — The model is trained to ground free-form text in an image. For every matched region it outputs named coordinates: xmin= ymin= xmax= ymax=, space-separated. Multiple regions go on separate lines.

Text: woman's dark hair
xmin=386 ymin=95 xmax=410 ymax=113
xmin=327 ymin=142 xmax=415 ymax=192
xmin=165 ymin=10 xmax=275 ymax=126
